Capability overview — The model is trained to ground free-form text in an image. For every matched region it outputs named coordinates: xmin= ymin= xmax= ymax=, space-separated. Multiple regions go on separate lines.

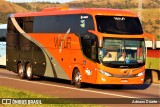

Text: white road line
xmin=144 ymin=82 xmax=160 ymax=86
xmin=151 ymin=83 xmax=160 ymax=86
xmin=0 ymin=76 xmax=136 ymax=98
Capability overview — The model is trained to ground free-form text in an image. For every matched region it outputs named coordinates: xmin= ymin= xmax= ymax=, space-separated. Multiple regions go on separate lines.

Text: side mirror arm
xmin=88 ymin=30 xmax=103 ymax=47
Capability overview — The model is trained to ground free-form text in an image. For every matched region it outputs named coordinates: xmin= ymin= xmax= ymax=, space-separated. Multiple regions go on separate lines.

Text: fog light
xmin=101 ymin=77 xmax=106 ymax=81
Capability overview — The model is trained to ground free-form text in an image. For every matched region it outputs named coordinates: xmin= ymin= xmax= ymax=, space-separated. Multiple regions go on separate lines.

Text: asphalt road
xmin=0 ymin=68 xmax=159 ymax=106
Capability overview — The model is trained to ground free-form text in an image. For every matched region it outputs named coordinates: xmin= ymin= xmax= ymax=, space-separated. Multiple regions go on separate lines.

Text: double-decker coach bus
xmin=0 ymin=24 xmax=7 ymax=66
xmin=6 ymin=8 xmax=156 ymax=88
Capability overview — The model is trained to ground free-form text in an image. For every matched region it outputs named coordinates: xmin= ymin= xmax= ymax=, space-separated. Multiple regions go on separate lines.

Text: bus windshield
xmin=96 ymin=16 xmax=143 ymax=35
xmin=99 ymin=38 xmax=145 ymax=68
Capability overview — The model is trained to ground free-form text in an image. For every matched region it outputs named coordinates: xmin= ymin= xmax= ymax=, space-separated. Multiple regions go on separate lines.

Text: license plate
xmin=121 ymin=79 xmax=128 ymax=83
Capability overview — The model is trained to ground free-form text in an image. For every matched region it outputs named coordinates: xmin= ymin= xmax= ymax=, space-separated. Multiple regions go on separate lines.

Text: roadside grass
xmin=0 ymin=86 xmax=100 ymax=107
xmin=146 ymin=58 xmax=160 ymax=70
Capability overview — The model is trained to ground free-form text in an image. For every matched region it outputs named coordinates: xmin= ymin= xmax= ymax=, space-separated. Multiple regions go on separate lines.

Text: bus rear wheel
xmin=26 ymin=63 xmax=33 ymax=80
xmin=18 ymin=63 xmax=25 ymax=79
xmin=73 ymin=69 xmax=84 ymax=88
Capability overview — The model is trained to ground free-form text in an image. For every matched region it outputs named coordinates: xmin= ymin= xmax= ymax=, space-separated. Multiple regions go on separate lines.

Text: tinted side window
xmin=23 ymin=17 xmax=33 ymax=33
xmin=16 ymin=17 xmax=33 ymax=33
xmin=33 ymin=14 xmax=94 ymax=33
xmin=81 ymin=33 xmax=98 ymax=61
xmin=0 ymin=29 xmax=6 ymax=41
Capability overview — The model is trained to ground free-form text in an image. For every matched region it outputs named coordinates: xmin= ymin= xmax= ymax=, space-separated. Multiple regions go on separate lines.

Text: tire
xmin=73 ymin=69 xmax=84 ymax=88
xmin=18 ymin=63 xmax=25 ymax=79
xmin=112 ymin=85 xmax=124 ymax=89
xmin=26 ymin=63 xmax=33 ymax=80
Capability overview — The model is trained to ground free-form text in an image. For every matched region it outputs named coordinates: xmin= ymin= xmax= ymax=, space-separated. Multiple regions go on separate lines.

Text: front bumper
xmin=96 ymin=73 xmax=145 ymax=85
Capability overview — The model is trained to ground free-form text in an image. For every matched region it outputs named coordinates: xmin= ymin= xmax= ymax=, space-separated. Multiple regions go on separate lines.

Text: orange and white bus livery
xmin=6 ymin=8 xmax=156 ymax=88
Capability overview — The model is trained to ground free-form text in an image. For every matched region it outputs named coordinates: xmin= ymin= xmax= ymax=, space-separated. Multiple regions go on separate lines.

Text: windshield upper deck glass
xmin=96 ymin=16 xmax=143 ymax=35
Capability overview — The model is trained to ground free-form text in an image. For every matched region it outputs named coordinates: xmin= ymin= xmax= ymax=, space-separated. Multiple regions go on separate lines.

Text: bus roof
xmin=11 ymin=8 xmax=138 ymax=18
xmin=0 ymin=24 xmax=7 ymax=29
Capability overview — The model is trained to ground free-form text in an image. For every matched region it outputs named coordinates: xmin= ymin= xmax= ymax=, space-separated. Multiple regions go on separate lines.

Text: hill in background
xmin=0 ymin=0 xmax=29 ymax=23
xmin=15 ymin=2 xmax=67 ymax=12
xmin=69 ymin=0 xmax=159 ymax=8
xmin=0 ymin=0 xmax=159 ymax=40
xmin=69 ymin=0 xmax=159 ymax=40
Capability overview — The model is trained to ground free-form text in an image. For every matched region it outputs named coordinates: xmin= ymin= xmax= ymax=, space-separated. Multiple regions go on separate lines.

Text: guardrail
xmin=145 ymin=47 xmax=160 ymax=84
xmin=145 ymin=41 xmax=160 ymax=48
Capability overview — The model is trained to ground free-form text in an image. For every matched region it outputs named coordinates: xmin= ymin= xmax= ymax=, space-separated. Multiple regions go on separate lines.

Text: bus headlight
xmin=99 ymin=69 xmax=112 ymax=77
xmin=136 ymin=71 xmax=145 ymax=77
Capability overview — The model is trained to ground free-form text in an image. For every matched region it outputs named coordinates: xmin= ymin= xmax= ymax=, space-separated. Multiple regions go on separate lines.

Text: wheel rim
xmin=26 ymin=66 xmax=32 ymax=78
xmin=75 ymin=72 xmax=81 ymax=83
xmin=19 ymin=65 xmax=23 ymax=76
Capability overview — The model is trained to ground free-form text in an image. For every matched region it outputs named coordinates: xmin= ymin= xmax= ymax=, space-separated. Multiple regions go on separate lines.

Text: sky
xmin=6 ymin=0 xmax=73 ymax=3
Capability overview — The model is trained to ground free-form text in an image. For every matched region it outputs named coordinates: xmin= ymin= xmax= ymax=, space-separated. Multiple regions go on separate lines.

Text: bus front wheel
xmin=26 ymin=63 xmax=33 ymax=80
xmin=18 ymin=63 xmax=25 ymax=79
xmin=73 ymin=69 xmax=84 ymax=88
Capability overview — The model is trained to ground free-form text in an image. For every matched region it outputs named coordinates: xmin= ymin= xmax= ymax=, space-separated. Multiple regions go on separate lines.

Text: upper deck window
xmin=33 ymin=14 xmax=94 ymax=34
xmin=96 ymin=15 xmax=143 ymax=35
